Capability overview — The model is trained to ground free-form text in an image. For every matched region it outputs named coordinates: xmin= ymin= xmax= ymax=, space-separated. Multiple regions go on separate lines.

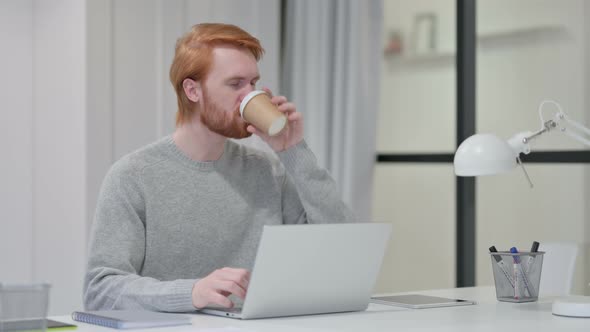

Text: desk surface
xmin=53 ymin=286 xmax=588 ymax=332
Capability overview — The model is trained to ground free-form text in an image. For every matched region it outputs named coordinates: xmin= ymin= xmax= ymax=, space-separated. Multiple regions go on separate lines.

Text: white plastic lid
xmin=239 ymin=90 xmax=267 ymax=118
xmin=552 ymin=296 xmax=590 ymax=318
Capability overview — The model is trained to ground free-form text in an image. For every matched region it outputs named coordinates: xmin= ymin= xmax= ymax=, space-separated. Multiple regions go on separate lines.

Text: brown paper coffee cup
xmin=240 ymin=90 xmax=287 ymax=136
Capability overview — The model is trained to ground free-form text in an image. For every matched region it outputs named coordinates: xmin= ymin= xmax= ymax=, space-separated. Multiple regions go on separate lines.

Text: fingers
xmin=262 ymin=87 xmax=273 ymax=97
xmin=192 ymin=268 xmax=251 ymax=309
xmin=277 ymin=101 xmax=296 ymax=114
xmin=207 ymin=290 xmax=234 ymax=308
xmin=218 ymin=267 xmax=250 ymax=285
xmin=260 ymin=87 xmax=285 ymax=106
xmin=287 ymin=111 xmax=302 ymax=122
xmin=260 ymin=87 xmax=297 ymax=115
xmin=215 ymin=268 xmax=249 ymax=296
xmin=216 ymin=280 xmax=247 ymax=299
xmin=271 ymin=95 xmax=287 ymax=105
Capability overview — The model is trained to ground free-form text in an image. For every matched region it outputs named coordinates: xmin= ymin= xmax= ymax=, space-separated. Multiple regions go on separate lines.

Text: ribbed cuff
xmin=164 ymin=279 xmax=198 ymax=312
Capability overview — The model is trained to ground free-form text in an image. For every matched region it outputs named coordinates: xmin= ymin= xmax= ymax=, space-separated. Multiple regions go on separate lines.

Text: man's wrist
xmin=277 ymin=139 xmax=315 ymax=172
xmin=274 ymin=139 xmax=303 ymax=153
xmin=191 ymin=279 xmax=204 ymax=309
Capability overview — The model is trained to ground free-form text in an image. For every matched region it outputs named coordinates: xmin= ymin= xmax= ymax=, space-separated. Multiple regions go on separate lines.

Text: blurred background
xmin=1 ymin=0 xmax=588 ymax=315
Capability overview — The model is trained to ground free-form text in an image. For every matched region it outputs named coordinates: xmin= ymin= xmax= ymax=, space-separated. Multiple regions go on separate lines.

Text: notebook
xmin=200 ymin=223 xmax=392 ymax=319
xmin=71 ymin=310 xmax=191 ymax=329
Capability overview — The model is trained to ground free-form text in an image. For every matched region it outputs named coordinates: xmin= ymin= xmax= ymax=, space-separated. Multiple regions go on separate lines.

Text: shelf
xmin=478 ymin=24 xmax=567 ymax=42
xmin=478 ymin=24 xmax=568 ymax=48
xmin=384 ymin=52 xmax=454 ymax=67
xmin=384 ymin=24 xmax=567 ymax=67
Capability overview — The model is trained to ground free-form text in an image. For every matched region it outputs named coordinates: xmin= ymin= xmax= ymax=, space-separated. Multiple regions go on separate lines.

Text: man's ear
xmin=182 ymin=78 xmax=202 ymax=103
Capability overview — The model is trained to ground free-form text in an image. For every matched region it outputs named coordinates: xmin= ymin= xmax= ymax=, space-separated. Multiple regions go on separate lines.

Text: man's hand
xmin=246 ymin=88 xmax=304 ymax=152
xmin=192 ymin=268 xmax=250 ymax=309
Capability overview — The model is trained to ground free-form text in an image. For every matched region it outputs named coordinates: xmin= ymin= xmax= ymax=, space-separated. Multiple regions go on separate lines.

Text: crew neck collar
xmin=163 ymin=135 xmax=230 ymax=171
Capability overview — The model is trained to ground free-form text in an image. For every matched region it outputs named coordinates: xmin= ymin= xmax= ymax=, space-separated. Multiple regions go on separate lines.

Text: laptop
xmin=200 ymin=223 xmax=392 ymax=319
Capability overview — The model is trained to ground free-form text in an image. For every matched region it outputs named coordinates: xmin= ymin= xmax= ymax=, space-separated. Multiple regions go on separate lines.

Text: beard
xmin=200 ymin=90 xmax=251 ymax=139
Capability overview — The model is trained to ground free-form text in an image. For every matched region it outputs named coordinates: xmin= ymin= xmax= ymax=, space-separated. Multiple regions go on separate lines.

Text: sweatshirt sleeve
xmin=83 ymin=161 xmax=196 ymax=312
xmin=277 ymin=140 xmax=356 ymax=224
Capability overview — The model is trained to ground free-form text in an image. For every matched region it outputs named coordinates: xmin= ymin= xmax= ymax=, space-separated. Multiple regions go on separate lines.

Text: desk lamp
xmin=453 ymin=100 xmax=590 ymax=318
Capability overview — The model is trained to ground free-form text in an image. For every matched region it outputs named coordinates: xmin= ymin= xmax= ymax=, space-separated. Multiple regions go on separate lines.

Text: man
xmin=84 ymin=23 xmax=354 ymax=312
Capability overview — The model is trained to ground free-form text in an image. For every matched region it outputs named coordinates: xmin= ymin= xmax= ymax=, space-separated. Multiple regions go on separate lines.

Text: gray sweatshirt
xmin=83 ymin=136 xmax=354 ymax=312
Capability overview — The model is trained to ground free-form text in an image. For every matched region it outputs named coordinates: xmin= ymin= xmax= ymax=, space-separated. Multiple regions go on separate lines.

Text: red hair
xmin=169 ymin=23 xmax=265 ymax=126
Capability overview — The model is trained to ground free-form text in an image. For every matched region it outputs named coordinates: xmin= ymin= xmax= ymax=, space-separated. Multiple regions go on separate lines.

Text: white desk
xmin=53 ymin=286 xmax=588 ymax=332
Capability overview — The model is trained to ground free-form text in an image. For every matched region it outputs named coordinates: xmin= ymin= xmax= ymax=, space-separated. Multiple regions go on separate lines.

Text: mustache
xmin=234 ymin=105 xmax=243 ymax=120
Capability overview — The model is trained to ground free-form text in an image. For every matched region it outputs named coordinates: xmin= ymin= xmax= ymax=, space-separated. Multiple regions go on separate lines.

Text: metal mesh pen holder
xmin=0 ymin=283 xmax=50 ymax=332
xmin=489 ymin=252 xmax=544 ymax=303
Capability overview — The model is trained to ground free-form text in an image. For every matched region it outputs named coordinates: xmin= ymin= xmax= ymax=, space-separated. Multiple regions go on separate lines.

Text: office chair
xmin=538 ymin=242 xmax=579 ymax=296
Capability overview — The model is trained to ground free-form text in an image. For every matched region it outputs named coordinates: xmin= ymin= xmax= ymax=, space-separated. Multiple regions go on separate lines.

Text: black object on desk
xmin=1 ymin=319 xmax=76 ymax=331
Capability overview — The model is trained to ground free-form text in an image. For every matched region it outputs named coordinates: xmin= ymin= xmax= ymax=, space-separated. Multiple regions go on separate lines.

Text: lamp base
xmin=552 ymin=296 xmax=590 ymax=318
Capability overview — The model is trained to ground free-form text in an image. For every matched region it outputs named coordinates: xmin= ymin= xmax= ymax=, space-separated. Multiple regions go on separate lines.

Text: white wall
xmin=585 ymin=1 xmax=590 ymax=295
xmin=0 ymin=0 xmax=87 ymax=315
xmin=34 ymin=0 xmax=88 ymax=315
xmin=86 ymin=0 xmax=113 ymax=236
xmin=1 ymin=0 xmax=281 ymax=315
xmin=0 ymin=0 xmax=34 ymax=284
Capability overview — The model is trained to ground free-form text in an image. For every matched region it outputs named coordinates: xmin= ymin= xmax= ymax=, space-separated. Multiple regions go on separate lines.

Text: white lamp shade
xmin=454 ymin=134 xmax=517 ymax=176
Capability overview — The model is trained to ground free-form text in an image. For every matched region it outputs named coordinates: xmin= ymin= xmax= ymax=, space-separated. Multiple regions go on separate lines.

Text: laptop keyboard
xmin=225 ymin=306 xmax=243 ymax=313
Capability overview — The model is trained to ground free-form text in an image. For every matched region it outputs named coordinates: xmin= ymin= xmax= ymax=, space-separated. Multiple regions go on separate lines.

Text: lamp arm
xmin=513 ymin=101 xmax=590 ymax=152
xmin=504 ymin=100 xmax=590 ymax=189
xmin=533 ymin=100 xmax=590 ymax=147
xmin=556 ymin=112 xmax=590 ymax=147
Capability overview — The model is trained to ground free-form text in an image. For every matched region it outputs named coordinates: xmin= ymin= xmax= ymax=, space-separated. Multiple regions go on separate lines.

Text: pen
xmin=525 ymin=241 xmax=540 ymax=273
xmin=509 ymin=247 xmax=521 ymax=299
xmin=524 ymin=241 xmax=539 ymax=296
xmin=489 ymin=246 xmax=515 ymax=289
xmin=510 ymin=247 xmax=533 ymax=298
